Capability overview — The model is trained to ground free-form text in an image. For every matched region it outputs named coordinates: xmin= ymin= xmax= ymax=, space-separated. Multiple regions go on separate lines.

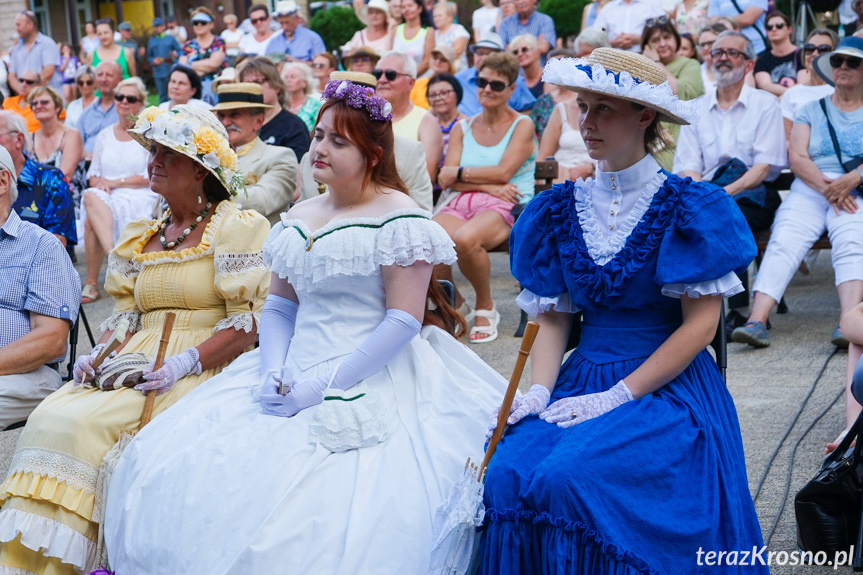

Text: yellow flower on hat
xmin=216 ymin=140 xmax=238 ymax=170
xmin=140 ymin=106 xmax=165 ymax=124
xmin=194 ymin=126 xmax=222 ymax=155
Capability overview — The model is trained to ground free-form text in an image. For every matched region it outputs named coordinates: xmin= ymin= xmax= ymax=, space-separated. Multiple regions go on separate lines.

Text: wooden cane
xmin=139 ymin=312 xmax=176 ymax=430
xmin=90 ymin=318 xmax=131 ymax=372
xmin=478 ymin=321 xmax=540 ymax=480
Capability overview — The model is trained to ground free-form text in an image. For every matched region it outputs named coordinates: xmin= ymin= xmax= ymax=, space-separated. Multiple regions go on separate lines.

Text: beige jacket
xmin=297 ymin=136 xmax=433 ymax=212
xmin=235 ymin=137 xmax=298 ymax=226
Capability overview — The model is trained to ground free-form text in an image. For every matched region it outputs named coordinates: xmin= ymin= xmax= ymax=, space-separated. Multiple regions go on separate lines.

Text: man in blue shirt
xmin=8 ymin=10 xmax=62 ymax=96
xmin=708 ymin=0 xmax=768 ymax=55
xmin=148 ymin=18 xmax=181 ymax=103
xmin=456 ymin=34 xmax=536 ymax=116
xmin=266 ymin=0 xmax=326 ymax=62
xmin=497 ymin=0 xmax=556 ymax=58
xmin=77 ymin=61 xmax=121 ymax=157
xmin=0 ymin=144 xmax=79 ymax=429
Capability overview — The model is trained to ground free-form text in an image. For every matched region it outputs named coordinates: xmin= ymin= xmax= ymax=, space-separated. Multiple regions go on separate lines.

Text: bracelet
xmin=120 ymin=177 xmax=126 ymax=185
xmin=457 ymin=166 xmax=463 ymax=182
xmin=856 ymin=166 xmax=863 ymax=182
xmin=465 ymin=167 xmax=470 ymax=183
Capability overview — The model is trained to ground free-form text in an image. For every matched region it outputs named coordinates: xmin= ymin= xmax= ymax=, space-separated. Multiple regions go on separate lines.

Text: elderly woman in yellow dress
xmin=0 ymin=105 xmax=270 ymax=575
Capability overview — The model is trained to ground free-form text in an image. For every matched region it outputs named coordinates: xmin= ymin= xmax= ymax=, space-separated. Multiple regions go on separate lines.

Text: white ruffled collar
xmin=594 ymin=154 xmax=662 ymax=193
xmin=278 ymin=207 xmax=432 ymax=238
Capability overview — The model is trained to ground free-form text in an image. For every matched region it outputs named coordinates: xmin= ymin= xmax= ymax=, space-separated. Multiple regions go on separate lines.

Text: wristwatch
xmin=856 ymin=166 xmax=863 ymax=181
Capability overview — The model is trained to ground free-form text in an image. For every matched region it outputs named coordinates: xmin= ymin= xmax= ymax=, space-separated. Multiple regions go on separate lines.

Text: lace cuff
xmin=215 ymin=251 xmax=267 ymax=277
xmin=98 ymin=311 xmax=142 ymax=334
xmin=661 ymin=271 xmax=744 ymax=299
xmin=516 ymin=289 xmax=580 ymax=315
xmin=106 ymin=252 xmax=139 ymax=279
xmin=213 ymin=311 xmax=260 ymax=333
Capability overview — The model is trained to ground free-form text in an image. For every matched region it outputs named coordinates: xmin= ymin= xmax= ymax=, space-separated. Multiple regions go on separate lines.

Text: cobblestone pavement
xmin=0 ymin=247 xmax=856 ymax=573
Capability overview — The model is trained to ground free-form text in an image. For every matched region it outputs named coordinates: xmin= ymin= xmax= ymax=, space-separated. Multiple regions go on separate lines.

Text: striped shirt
xmin=0 ymin=209 xmax=80 ymax=364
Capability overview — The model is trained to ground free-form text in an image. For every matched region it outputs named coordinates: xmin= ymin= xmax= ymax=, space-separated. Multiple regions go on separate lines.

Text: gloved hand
xmin=135 ymin=348 xmax=202 ymax=396
xmin=539 ymin=380 xmax=634 ymax=428
xmin=486 ymin=384 xmax=551 ymax=439
xmin=72 ymin=343 xmax=107 ymax=386
xmin=259 ymin=374 xmax=329 ymax=417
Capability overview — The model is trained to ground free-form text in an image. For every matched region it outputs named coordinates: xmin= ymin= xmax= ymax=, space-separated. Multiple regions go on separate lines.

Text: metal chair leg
xmin=514 ymin=309 xmax=528 ymax=337
xmin=79 ymin=306 xmax=96 ymax=347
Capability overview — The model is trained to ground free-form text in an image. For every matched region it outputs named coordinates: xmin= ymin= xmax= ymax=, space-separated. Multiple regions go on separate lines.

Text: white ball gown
xmin=104 ymin=207 xmax=506 ymax=574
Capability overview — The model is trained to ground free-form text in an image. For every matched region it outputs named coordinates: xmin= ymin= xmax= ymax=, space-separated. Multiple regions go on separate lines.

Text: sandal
xmin=470 ymin=307 xmax=500 ymax=344
xmin=81 ymin=284 xmax=101 ymax=304
xmin=456 ymin=301 xmax=475 ymax=325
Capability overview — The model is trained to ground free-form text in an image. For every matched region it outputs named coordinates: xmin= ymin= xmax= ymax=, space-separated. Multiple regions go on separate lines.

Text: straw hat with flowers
xmin=129 ymin=105 xmax=245 ymax=197
xmin=543 ymin=47 xmax=700 ymax=125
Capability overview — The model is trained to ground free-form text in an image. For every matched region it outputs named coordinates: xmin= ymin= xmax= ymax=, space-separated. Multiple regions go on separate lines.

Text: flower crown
xmin=129 ymin=107 xmax=246 ymax=197
xmin=323 ymin=80 xmax=393 ymax=122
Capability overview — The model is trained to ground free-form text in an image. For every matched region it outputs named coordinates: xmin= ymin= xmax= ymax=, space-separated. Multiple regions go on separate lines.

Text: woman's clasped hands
xmin=259 ymin=366 xmax=330 ymax=418
xmin=822 ymin=171 xmax=861 ymax=214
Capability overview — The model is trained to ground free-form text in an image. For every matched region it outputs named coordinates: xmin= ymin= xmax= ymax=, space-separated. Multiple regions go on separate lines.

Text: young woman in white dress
xmin=103 ymin=75 xmax=507 ymax=573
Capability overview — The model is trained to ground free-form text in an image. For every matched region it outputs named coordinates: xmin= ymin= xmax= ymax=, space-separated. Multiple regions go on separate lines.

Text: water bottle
xmin=839 ymin=24 xmax=846 ymax=39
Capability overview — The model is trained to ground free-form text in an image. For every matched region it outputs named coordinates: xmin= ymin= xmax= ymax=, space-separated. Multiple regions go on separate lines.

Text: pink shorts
xmin=439 ymin=192 xmax=516 ymax=227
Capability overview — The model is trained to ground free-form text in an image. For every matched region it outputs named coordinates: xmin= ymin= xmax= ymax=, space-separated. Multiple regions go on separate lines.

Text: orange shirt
xmin=3 ymin=95 xmax=66 ymax=133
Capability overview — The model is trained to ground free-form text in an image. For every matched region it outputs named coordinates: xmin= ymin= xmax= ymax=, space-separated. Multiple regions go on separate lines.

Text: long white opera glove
xmin=259 ymin=294 xmax=299 ymax=391
xmin=539 ymin=380 xmax=634 ymax=428
xmin=72 ymin=343 xmax=107 ymax=386
xmin=486 ymin=384 xmax=551 ymax=439
xmin=135 ymin=348 xmax=202 ymax=395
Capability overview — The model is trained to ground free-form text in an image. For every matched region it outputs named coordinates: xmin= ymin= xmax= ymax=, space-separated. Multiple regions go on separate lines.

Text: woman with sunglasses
xmin=754 ymin=11 xmax=801 ymax=98
xmin=435 ymin=52 xmax=536 ymax=343
xmin=63 ymin=65 xmax=96 ymax=129
xmin=779 ymin=28 xmax=838 ymax=141
xmin=91 ymin=18 xmax=135 ymax=80
xmin=478 ymin=48 xmax=765 ymax=575
xmin=390 ymin=0 xmax=435 ymax=77
xmin=29 ymin=85 xmax=85 ymax=197
xmin=179 ymin=7 xmax=227 ymax=105
xmin=80 ymin=77 xmax=158 ymax=304
xmin=510 ymin=34 xmax=546 ymax=99
xmin=311 ymin=52 xmax=337 ymax=93
xmin=159 ymin=64 xmax=212 ymax=111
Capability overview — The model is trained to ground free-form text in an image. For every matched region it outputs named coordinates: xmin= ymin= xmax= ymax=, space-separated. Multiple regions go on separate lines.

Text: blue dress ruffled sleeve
xmin=656 ymin=178 xmax=757 ymax=286
xmin=509 ymin=185 xmax=569 ymax=297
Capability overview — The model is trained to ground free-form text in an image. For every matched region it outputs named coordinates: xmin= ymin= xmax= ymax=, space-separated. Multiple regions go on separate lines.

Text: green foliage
xmin=310 ymin=6 xmax=365 ymax=53
xmin=540 ymin=0 xmax=591 ymax=41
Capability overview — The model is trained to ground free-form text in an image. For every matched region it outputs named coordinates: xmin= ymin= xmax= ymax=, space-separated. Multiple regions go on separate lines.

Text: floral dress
xmin=182 ymin=36 xmax=228 ymax=82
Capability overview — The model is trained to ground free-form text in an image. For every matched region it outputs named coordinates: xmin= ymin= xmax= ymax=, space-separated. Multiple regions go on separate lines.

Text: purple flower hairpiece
xmin=322 ymin=80 xmax=393 ymax=122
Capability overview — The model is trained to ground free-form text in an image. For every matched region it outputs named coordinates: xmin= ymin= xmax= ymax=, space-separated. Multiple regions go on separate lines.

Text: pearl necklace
xmin=159 ymin=202 xmax=212 ymax=250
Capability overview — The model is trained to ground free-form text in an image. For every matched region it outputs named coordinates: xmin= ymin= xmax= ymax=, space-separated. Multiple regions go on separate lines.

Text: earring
xmin=197 ymin=193 xmax=203 ymax=205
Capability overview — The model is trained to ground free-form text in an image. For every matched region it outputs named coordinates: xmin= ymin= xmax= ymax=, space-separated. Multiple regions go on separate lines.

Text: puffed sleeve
xmin=510 ymin=185 xmax=570 ymax=298
xmin=655 ymin=179 xmax=757 ymax=289
xmin=100 ymin=218 xmax=152 ymax=333
xmin=211 ymin=205 xmax=272 ymax=333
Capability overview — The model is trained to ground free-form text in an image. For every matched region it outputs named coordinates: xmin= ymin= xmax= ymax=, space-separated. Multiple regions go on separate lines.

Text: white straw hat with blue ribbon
xmin=543 ymin=47 xmax=700 ymax=125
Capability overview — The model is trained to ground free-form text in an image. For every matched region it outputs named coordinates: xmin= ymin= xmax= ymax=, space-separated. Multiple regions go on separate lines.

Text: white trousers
xmin=753 ymin=177 xmax=863 ymax=302
xmin=0 ymin=364 xmax=61 ymax=430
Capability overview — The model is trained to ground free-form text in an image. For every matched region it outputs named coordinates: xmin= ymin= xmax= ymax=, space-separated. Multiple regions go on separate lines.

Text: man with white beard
xmin=673 ymin=29 xmax=787 ymax=336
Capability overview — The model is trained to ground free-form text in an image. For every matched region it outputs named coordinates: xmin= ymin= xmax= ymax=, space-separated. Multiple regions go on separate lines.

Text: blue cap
xmin=152 ymin=17 xmax=164 ymax=27
xmin=814 ymin=36 xmax=863 ymax=86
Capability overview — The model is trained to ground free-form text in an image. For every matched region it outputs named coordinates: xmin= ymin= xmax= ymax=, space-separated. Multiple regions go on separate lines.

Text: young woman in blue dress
xmin=479 ymin=48 xmax=768 ymax=574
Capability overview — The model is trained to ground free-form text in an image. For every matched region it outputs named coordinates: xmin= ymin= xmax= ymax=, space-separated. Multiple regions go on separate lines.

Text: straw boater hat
xmin=211 ymin=82 xmax=273 ymax=111
xmin=128 ymin=105 xmax=245 ymax=197
xmin=543 ymin=47 xmax=699 ymax=125
xmin=813 ymin=36 xmax=863 ymax=87
xmin=329 ymin=70 xmax=377 ymax=88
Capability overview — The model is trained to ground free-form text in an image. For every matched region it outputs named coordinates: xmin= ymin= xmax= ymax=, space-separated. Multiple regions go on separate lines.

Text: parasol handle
xmin=90 ymin=318 xmax=131 ymax=372
xmin=139 ymin=312 xmax=176 ymax=430
xmin=478 ymin=321 xmax=540 ymax=480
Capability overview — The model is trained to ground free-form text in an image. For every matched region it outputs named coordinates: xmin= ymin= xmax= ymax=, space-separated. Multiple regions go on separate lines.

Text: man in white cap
xmin=0 ymin=143 xmax=80 ymax=429
xmin=455 ymin=33 xmax=536 ymax=116
xmin=266 ymin=0 xmax=326 ymax=63
xmin=212 ymin=82 xmax=298 ymax=226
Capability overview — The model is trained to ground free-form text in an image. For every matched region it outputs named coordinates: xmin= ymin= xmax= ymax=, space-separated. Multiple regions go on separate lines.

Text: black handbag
xmin=795 ymin=411 xmax=863 ymax=570
xmin=820 ymin=98 xmax=863 ymax=194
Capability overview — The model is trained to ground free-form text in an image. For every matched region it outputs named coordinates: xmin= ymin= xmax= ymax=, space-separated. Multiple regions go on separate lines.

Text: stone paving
xmin=0 ymin=247 xmax=857 ymax=573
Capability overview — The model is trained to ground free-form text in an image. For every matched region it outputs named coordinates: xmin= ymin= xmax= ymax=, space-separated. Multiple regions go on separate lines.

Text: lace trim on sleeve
xmin=515 ymin=289 xmax=580 ymax=315
xmin=661 ymin=271 xmax=744 ymax=299
xmin=215 ymin=251 xmax=267 ymax=277
xmin=212 ymin=311 xmax=260 ymax=333
xmin=106 ymin=252 xmax=140 ymax=279
xmin=98 ymin=310 xmax=142 ymax=334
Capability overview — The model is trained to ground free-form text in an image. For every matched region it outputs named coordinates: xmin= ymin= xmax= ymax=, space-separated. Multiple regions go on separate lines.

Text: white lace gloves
xmin=72 ymin=343 xmax=108 ymax=386
xmin=539 ymin=381 xmax=634 ymax=428
xmin=135 ymin=348 xmax=202 ymax=396
xmin=486 ymin=384 xmax=550 ymax=439
xmin=258 ymin=294 xmax=299 ymax=398
xmin=260 ymin=308 xmax=422 ymax=418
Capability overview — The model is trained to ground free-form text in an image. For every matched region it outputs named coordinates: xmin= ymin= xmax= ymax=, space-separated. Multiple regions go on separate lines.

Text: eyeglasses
xmin=830 ymin=54 xmax=863 ymax=69
xmin=114 ymin=93 xmax=141 ymax=104
xmin=511 ymin=46 xmax=530 ymax=56
xmin=30 ymin=99 xmax=53 ymax=108
xmin=476 ymin=77 xmax=511 ymax=92
xmin=710 ymin=48 xmax=747 ymax=60
xmin=372 ymin=68 xmax=410 ymax=81
xmin=250 ymin=16 xmax=268 ymax=24
xmin=311 ymin=62 xmax=329 ymax=69
xmin=765 ymin=22 xmax=786 ymax=31
xmin=17 ymin=77 xmax=36 ymax=85
xmin=645 ymin=15 xmax=669 ymax=26
xmin=803 ymin=43 xmax=833 ymax=54
xmin=77 ymin=79 xmax=94 ymax=86
xmin=245 ymin=76 xmax=268 ymax=86
xmin=428 ymin=89 xmax=454 ymax=100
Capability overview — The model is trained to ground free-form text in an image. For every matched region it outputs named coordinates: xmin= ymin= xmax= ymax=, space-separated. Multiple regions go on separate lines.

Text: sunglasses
xmin=351 ymin=55 xmax=372 ymax=63
xmin=803 ymin=43 xmax=833 ymax=54
xmin=372 ymin=68 xmax=410 ymax=81
xmin=17 ymin=77 xmax=36 ymax=85
xmin=311 ymin=62 xmax=329 ymax=69
xmin=77 ymin=79 xmax=94 ymax=86
xmin=192 ymin=21 xmax=209 ymax=26
xmin=830 ymin=54 xmax=863 ymax=69
xmin=476 ymin=77 xmax=511 ymax=92
xmin=645 ymin=15 xmax=669 ymax=26
xmin=765 ymin=22 xmax=786 ymax=31
xmin=710 ymin=48 xmax=747 ymax=60
xmin=250 ymin=16 xmax=268 ymax=24
xmin=114 ymin=93 xmax=141 ymax=104
xmin=511 ymin=46 xmax=530 ymax=56
xmin=30 ymin=98 xmax=53 ymax=108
